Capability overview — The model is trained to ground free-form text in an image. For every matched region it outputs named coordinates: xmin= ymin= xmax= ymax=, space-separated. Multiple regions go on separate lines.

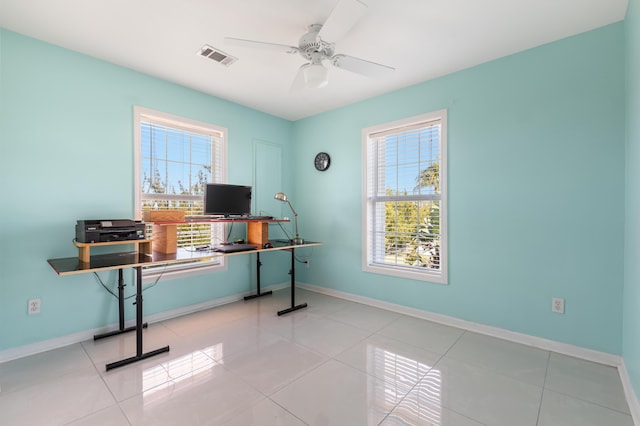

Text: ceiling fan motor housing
xmin=299 ymin=24 xmax=334 ymax=61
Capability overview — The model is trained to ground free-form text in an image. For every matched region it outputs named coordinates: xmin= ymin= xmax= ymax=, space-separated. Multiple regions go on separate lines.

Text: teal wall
xmin=0 ymin=29 xmax=293 ymax=350
xmin=293 ymin=23 xmax=626 ymax=354
xmin=624 ymin=0 xmax=640 ymax=403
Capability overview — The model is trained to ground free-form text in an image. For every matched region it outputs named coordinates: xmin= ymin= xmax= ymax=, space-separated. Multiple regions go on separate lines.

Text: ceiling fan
xmin=225 ymin=0 xmax=395 ymax=91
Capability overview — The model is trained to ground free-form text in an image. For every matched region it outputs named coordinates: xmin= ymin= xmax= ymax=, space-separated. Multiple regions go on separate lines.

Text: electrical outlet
xmin=28 ymin=298 xmax=41 ymax=315
xmin=552 ymin=297 xmax=564 ymax=314
xmin=305 ymin=259 xmax=310 ymax=268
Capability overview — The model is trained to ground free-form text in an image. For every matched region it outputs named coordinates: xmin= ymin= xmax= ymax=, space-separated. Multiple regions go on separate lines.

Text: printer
xmin=76 ymin=219 xmax=146 ymax=243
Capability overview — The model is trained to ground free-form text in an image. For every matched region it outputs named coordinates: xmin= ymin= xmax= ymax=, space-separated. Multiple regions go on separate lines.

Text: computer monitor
xmin=204 ymin=184 xmax=252 ymax=217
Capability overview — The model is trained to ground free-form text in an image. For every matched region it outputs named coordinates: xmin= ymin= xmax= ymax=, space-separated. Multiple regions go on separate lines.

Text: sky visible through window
xmin=383 ymin=125 xmax=441 ymax=195
xmin=141 ymin=122 xmax=212 ymax=196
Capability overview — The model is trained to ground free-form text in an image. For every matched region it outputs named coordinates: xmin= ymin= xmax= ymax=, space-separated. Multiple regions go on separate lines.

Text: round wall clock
xmin=314 ymin=152 xmax=331 ymax=171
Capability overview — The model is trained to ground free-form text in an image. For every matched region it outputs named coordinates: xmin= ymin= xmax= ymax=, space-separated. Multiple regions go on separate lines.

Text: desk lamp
xmin=274 ymin=192 xmax=304 ymax=244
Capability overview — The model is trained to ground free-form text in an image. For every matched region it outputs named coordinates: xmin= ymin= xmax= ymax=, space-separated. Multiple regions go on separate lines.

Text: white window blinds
xmin=363 ymin=110 xmax=447 ymax=284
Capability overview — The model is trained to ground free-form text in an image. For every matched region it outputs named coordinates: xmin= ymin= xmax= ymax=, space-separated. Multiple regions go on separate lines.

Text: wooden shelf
xmin=73 ymin=239 xmax=152 ymax=263
xmin=148 ymin=218 xmax=289 ymax=253
xmin=150 ymin=218 xmax=289 ymax=225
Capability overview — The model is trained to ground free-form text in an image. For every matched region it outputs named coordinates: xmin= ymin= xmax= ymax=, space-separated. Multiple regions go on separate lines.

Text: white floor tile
xmin=303 ymin=294 xmax=362 ymax=317
xmin=377 ymin=315 xmax=465 ymax=355
xmin=329 ymin=302 xmax=401 ymax=333
xmin=271 ymin=359 xmax=411 ymax=426
xmin=102 ymin=340 xmax=223 ymax=402
xmin=162 ymin=300 xmax=260 ymax=336
xmin=235 ymin=306 xmax=322 ymax=340
xmin=102 ymin=353 xmax=173 ymax=402
xmin=433 ymin=357 xmax=543 ymax=426
xmin=220 ymin=397 xmax=307 ymax=426
xmin=335 ymin=333 xmax=441 ymax=389
xmin=444 ymin=331 xmax=549 ymax=387
xmin=65 ymin=404 xmax=130 ymax=426
xmin=119 ymin=362 xmax=263 ymax=425
xmin=0 ymin=343 xmax=93 ymax=394
xmin=180 ymin=319 xmax=283 ymax=362
xmin=381 ymin=393 xmax=485 ymax=426
xmin=538 ymin=389 xmax=634 ymax=426
xmin=545 ymin=352 xmax=630 ymax=413
xmin=222 ymin=338 xmax=327 ymax=395
xmin=288 ymin=316 xmax=371 ymax=357
xmin=0 ymin=366 xmax=115 ymax=425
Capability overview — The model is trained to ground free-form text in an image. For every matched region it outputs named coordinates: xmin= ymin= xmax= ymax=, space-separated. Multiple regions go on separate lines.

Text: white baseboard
xmin=619 ymin=359 xmax=640 ymax=424
xmin=297 ymin=282 xmax=640 ymax=423
xmin=0 ymin=282 xmax=289 ymax=364
xmin=0 ymin=328 xmax=98 ymax=364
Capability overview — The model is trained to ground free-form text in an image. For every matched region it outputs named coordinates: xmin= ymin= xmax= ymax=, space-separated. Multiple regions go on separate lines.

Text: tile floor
xmin=0 ymin=288 xmax=634 ymax=425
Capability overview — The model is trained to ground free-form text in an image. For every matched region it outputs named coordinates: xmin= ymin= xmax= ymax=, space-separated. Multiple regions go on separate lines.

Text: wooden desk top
xmin=151 ymin=218 xmax=290 ymax=225
xmin=48 ymin=240 xmax=322 ymax=276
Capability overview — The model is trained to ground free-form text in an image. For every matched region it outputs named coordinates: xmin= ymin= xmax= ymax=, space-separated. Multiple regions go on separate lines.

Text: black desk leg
xmin=94 ymin=268 xmax=148 ymax=340
xmin=244 ymin=252 xmax=273 ymax=300
xmin=277 ymin=248 xmax=307 ymax=316
xmin=105 ymin=266 xmax=170 ymax=371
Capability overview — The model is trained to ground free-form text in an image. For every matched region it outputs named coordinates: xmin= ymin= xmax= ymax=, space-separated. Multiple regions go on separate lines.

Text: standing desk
xmin=47 ymin=239 xmax=321 ymax=371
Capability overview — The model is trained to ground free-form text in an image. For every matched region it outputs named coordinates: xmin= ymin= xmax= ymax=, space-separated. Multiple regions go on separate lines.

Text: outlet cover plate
xmin=552 ymin=297 xmax=565 ymax=314
xmin=28 ymin=298 xmax=41 ymax=315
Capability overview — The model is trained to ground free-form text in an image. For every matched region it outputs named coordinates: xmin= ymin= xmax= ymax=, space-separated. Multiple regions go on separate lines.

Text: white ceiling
xmin=0 ymin=0 xmax=628 ymax=121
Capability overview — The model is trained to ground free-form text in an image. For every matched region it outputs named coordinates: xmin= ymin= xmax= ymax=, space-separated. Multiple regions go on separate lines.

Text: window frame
xmin=361 ymin=110 xmax=448 ymax=284
xmin=133 ymin=106 xmax=229 ymax=280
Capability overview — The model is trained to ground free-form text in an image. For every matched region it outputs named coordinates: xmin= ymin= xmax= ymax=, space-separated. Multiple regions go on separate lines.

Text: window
xmin=362 ymin=110 xmax=447 ymax=284
xmin=134 ymin=106 xmax=228 ymax=277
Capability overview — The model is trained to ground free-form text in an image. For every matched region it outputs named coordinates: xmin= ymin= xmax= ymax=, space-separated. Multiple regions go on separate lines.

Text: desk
xmin=47 ymin=239 xmax=321 ymax=370
xmin=149 ymin=218 xmax=289 ymax=254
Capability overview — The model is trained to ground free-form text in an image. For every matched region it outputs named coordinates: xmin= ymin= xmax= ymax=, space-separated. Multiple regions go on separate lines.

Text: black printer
xmin=76 ymin=219 xmax=146 ymax=243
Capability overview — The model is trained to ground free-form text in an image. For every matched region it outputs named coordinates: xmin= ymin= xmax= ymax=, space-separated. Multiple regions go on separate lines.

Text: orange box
xmin=247 ymin=222 xmax=269 ymax=245
xmin=143 ymin=210 xmax=185 ymax=222
xmin=152 ymin=224 xmax=177 ymax=254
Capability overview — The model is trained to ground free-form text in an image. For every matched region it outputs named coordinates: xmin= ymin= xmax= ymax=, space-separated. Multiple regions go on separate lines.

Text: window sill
xmin=363 ymin=263 xmax=448 ymax=285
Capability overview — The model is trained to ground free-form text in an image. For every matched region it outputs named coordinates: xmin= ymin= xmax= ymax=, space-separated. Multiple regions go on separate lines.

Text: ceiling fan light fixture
xmin=304 ymin=63 xmax=329 ymax=88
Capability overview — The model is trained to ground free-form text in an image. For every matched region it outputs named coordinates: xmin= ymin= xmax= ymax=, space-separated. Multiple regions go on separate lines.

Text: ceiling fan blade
xmin=290 ymin=64 xmax=308 ymax=93
xmin=225 ymin=37 xmax=299 ymax=54
xmin=331 ymin=54 xmax=394 ymax=78
xmin=317 ymin=0 xmax=367 ymax=43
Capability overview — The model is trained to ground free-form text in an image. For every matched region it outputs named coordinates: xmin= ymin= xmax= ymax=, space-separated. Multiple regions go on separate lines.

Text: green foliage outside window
xmin=383 ymin=163 xmax=441 ymax=270
xmin=141 ymin=167 xmax=214 ymax=248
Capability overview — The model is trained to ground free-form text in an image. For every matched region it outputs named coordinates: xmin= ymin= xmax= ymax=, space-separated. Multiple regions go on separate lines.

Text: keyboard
xmin=185 ymin=215 xmax=219 ymax=221
xmin=185 ymin=215 xmax=274 ymax=221
xmin=214 ymin=243 xmax=257 ymax=253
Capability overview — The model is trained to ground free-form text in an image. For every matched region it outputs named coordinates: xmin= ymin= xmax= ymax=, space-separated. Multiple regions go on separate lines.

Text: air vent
xmin=198 ymin=45 xmax=237 ymax=66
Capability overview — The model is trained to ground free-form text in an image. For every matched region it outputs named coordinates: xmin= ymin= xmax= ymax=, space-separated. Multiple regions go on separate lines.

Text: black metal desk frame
xmin=48 ymin=239 xmax=319 ymax=371
xmin=104 ymin=265 xmax=169 ymax=370
xmin=243 ymin=241 xmax=308 ymax=315
xmin=93 ymin=268 xmax=148 ymax=341
xmin=243 ymin=252 xmax=272 ymax=300
xmin=277 ymin=248 xmax=308 ymax=315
